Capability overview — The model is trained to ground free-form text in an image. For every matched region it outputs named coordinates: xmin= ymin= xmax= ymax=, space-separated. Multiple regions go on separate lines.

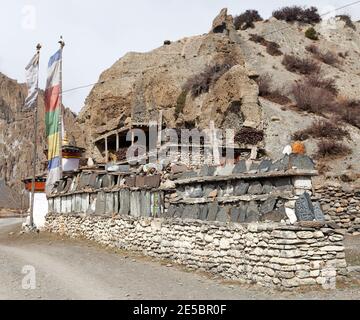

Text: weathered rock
xmin=207 ymin=203 xmax=219 ymax=221
xmin=233 ymin=160 xmax=247 ymax=174
xmin=260 ymin=197 xmax=277 ymax=215
xmin=289 ymin=154 xmax=315 ymax=171
xmin=216 ymin=207 xmax=229 ymax=223
xmin=234 ymin=182 xmax=250 ymax=196
xmin=248 ymin=182 xmax=263 ymax=195
xmin=245 ymin=201 xmax=260 ymax=222
xmin=295 ymin=193 xmax=315 ymax=221
xmin=259 ymin=160 xmax=272 ymax=173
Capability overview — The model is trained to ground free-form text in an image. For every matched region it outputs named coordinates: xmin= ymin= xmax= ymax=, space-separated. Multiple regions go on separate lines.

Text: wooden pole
xmin=29 ymin=44 xmax=41 ymax=227
xmin=58 ymin=36 xmax=65 ymax=179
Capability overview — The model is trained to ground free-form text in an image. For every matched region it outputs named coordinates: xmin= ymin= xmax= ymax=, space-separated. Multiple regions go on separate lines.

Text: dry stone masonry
xmin=314 ymin=182 xmax=360 ymax=234
xmin=45 ymin=214 xmax=347 ymax=290
xmin=45 ymin=153 xmax=349 ymax=290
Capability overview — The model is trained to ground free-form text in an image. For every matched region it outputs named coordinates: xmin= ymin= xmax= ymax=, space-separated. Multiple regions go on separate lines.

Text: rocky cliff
xmin=77 ymin=9 xmax=262 ymax=159
xmin=77 ymin=9 xmax=360 ymax=182
xmin=0 ymin=72 xmax=84 ymax=198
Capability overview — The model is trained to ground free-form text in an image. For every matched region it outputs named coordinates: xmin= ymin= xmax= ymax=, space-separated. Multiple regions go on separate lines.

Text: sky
xmin=0 ymin=0 xmax=359 ymax=113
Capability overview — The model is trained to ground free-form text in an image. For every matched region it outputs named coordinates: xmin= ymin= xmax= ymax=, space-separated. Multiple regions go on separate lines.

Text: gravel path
xmin=1 ymin=218 xmax=360 ymax=300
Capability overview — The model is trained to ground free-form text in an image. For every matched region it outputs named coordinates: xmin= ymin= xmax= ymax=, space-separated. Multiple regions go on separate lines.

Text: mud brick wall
xmin=314 ymin=184 xmax=360 ymax=234
xmin=45 ymin=213 xmax=347 ymax=290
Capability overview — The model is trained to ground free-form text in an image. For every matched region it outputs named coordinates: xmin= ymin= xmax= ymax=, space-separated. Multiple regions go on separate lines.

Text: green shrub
xmin=305 ymin=27 xmax=319 ymax=40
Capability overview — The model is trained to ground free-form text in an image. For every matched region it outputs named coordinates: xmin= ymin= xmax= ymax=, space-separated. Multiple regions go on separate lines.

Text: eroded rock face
xmin=0 ymin=73 xmax=85 ymax=197
xmin=77 ymin=11 xmax=262 ymax=159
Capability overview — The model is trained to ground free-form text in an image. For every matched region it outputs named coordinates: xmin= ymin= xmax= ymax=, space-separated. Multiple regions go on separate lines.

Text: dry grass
xmin=249 ymin=34 xmax=282 ymax=56
xmin=292 ymin=119 xmax=350 ymax=141
xmin=282 ymin=55 xmax=320 ymax=74
xmin=183 ymin=61 xmax=234 ymax=97
xmin=306 ymin=45 xmax=339 ymax=66
xmin=292 ymin=81 xmax=335 ymax=112
xmin=256 ymin=74 xmax=291 ymax=105
xmin=315 ymin=140 xmax=351 ymax=159
xmin=304 ymin=74 xmax=338 ymax=95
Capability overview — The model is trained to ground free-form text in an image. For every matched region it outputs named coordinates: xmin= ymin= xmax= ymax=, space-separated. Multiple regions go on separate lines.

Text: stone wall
xmin=45 ymin=213 xmax=347 ymax=290
xmin=314 ymin=183 xmax=360 ymax=234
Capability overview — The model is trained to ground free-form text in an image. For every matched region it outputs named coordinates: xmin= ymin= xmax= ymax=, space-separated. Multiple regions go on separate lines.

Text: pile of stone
xmin=314 ymin=182 xmax=360 ymax=234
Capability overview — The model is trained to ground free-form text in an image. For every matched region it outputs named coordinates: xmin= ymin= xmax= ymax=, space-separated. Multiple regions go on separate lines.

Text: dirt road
xmin=1 ymin=218 xmax=360 ymax=300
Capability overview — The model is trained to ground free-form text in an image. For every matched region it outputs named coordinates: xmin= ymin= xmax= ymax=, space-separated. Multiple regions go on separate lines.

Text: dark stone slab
xmin=95 ymin=191 xmax=106 ymax=215
xmin=289 ymin=154 xmax=315 ymax=170
xmin=260 ymin=197 xmax=277 ymax=215
xmin=233 ymin=160 xmax=247 ymax=174
xmin=171 ymin=164 xmax=188 ymax=174
xmin=166 ymin=205 xmax=177 ymax=218
xmin=249 ymin=162 xmax=259 ymax=173
xmin=313 ymin=202 xmax=325 ymax=222
xmin=238 ymin=204 xmax=248 ymax=223
xmin=271 ymin=155 xmax=290 ymax=172
xmin=245 ymin=201 xmax=260 ymax=222
xmin=89 ymin=173 xmax=97 ymax=188
xmin=234 ymin=182 xmax=250 ymax=196
xmin=259 ymin=160 xmax=272 ymax=173
xmin=189 ymin=185 xmax=203 ymax=198
xmin=95 ymin=176 xmax=103 ymax=189
xmin=145 ymin=175 xmax=161 ymax=188
xmin=136 ymin=176 xmax=146 ymax=188
xmin=295 ymin=192 xmax=315 ymax=221
xmin=77 ymin=174 xmax=87 ymax=189
xmin=182 ymin=205 xmax=199 ymax=220
xmin=230 ymin=207 xmax=240 ymax=222
xmin=130 ymin=192 xmax=141 ymax=217
xmin=102 ymin=175 xmax=114 ymax=188
xmin=216 ymin=207 xmax=229 ymax=223
xmin=207 ymin=202 xmax=219 ymax=221
xmin=105 ymin=193 xmax=114 ymax=215
xmin=203 ymin=184 xmax=217 ymax=197
xmin=199 ymin=165 xmax=216 ymax=177
xmin=173 ymin=204 xmax=184 ymax=218
xmin=248 ymin=182 xmax=263 ymax=195
xmin=262 ymin=181 xmax=274 ymax=194
xmin=113 ymin=192 xmax=119 ymax=213
xmin=199 ymin=205 xmax=208 ymax=221
xmin=273 ymin=177 xmax=293 ymax=191
xmin=125 ymin=176 xmax=136 ymax=188
xmin=179 ymin=171 xmax=198 ymax=179
xmin=260 ymin=206 xmax=286 ymax=222
xmin=119 ymin=189 xmax=130 ymax=215
xmin=140 ymin=191 xmax=151 ymax=217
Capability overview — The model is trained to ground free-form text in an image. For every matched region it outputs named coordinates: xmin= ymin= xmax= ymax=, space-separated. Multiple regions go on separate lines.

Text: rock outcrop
xmin=0 ymin=73 xmax=85 ymax=196
xmin=77 ymin=9 xmax=262 ymax=158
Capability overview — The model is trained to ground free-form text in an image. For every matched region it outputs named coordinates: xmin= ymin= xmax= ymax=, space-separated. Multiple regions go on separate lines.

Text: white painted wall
xmin=33 ymin=193 xmax=48 ymax=229
xmin=62 ymin=158 xmax=80 ymax=172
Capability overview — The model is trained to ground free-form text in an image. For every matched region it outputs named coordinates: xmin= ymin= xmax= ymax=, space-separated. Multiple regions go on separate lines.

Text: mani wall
xmin=45 ymin=154 xmax=348 ymax=290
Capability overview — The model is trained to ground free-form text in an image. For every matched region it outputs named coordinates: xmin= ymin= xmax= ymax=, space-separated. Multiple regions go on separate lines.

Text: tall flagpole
xmin=58 ymin=36 xmax=65 ymax=180
xmin=29 ymin=43 xmax=42 ymax=228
